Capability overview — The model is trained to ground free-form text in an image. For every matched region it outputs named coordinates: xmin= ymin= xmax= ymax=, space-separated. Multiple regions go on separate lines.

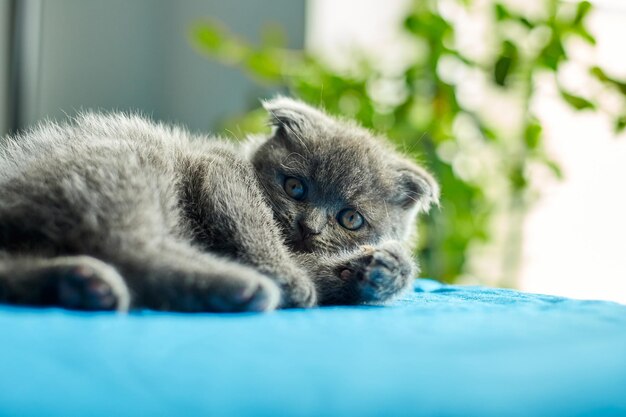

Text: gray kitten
xmin=0 ymin=98 xmax=438 ymax=312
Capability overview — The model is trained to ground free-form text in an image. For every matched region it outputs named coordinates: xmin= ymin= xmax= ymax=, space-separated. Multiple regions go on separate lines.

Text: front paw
xmin=340 ymin=242 xmax=415 ymax=302
xmin=279 ymin=273 xmax=317 ymax=309
xmin=254 ymin=262 xmax=317 ymax=309
xmin=189 ymin=270 xmax=281 ymax=313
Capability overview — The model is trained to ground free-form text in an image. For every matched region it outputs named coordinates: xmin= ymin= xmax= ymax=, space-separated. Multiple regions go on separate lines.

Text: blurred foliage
xmin=191 ymin=0 xmax=626 ymax=284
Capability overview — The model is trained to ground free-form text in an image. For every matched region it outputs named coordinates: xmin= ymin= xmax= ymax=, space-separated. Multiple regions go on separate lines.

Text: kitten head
xmin=251 ymin=97 xmax=439 ymax=254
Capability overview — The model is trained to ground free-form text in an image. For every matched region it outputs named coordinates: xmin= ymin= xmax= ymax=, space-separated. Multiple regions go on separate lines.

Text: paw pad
xmin=57 ymin=265 xmax=122 ymax=311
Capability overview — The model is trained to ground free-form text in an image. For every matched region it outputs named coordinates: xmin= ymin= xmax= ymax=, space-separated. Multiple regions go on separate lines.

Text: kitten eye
xmin=284 ymin=177 xmax=306 ymax=200
xmin=337 ymin=208 xmax=364 ymax=231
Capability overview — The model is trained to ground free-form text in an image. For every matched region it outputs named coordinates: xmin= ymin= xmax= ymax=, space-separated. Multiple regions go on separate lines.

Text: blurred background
xmin=0 ymin=0 xmax=624 ymax=303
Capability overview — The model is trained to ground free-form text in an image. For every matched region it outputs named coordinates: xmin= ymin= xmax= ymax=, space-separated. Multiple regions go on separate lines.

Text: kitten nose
xmin=297 ymin=220 xmax=320 ymax=240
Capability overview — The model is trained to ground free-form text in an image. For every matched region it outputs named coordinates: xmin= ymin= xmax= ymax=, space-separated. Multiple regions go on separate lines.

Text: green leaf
xmin=493 ymin=41 xmax=518 ymax=87
xmin=244 ymin=50 xmax=283 ymax=81
xmin=572 ymin=26 xmax=596 ymax=45
xmin=524 ymin=120 xmax=542 ymax=149
xmin=590 ymin=66 xmax=626 ymax=95
xmin=403 ymin=11 xmax=450 ymax=39
xmin=544 ymin=159 xmax=564 ymax=180
xmin=539 ymin=35 xmax=566 ymax=70
xmin=560 ymin=90 xmax=596 ymax=110
xmin=191 ymin=22 xmax=250 ymax=63
xmin=403 ymin=14 xmax=421 ymax=35
xmin=590 ymin=66 xmax=608 ymax=81
xmin=494 ymin=3 xmax=510 ymax=20
xmin=494 ymin=56 xmax=513 ymax=86
xmin=494 ymin=2 xmax=534 ymax=28
xmin=509 ymin=165 xmax=527 ymax=191
xmin=517 ymin=17 xmax=534 ymax=29
xmin=573 ymin=1 xmax=593 ymax=25
xmin=192 ymin=24 xmax=224 ymax=52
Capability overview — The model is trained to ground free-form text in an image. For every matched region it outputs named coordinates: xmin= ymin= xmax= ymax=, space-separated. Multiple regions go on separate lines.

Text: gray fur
xmin=0 ymin=98 xmax=438 ymax=312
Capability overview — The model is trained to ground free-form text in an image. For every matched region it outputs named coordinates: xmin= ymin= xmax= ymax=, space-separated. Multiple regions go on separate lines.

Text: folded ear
xmin=392 ymin=160 xmax=440 ymax=213
xmin=262 ymin=96 xmax=329 ymax=140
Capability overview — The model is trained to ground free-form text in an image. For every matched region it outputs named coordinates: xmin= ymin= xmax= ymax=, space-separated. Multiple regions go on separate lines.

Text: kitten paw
xmin=279 ymin=275 xmax=317 ymax=309
xmin=205 ymin=273 xmax=280 ymax=313
xmin=340 ymin=242 xmax=414 ymax=302
xmin=55 ymin=257 xmax=130 ymax=312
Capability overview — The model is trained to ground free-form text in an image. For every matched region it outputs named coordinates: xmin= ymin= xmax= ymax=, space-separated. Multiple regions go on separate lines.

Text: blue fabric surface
xmin=1 ymin=279 xmax=625 ymax=417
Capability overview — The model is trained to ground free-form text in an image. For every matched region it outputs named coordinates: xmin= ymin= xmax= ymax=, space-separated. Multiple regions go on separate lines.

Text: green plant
xmin=191 ymin=0 xmax=626 ymax=285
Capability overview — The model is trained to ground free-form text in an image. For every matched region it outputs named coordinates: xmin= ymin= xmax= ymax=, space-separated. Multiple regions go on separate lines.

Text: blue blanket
xmin=1 ymin=279 xmax=625 ymax=417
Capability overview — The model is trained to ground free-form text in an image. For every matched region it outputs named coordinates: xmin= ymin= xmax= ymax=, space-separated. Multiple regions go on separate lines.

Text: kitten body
xmin=0 ymin=98 xmax=438 ymax=312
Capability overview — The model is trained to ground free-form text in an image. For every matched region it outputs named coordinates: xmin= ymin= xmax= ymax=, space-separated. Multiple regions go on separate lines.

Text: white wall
xmin=15 ymin=0 xmax=305 ymax=133
xmin=0 ymin=0 xmax=9 ymax=136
